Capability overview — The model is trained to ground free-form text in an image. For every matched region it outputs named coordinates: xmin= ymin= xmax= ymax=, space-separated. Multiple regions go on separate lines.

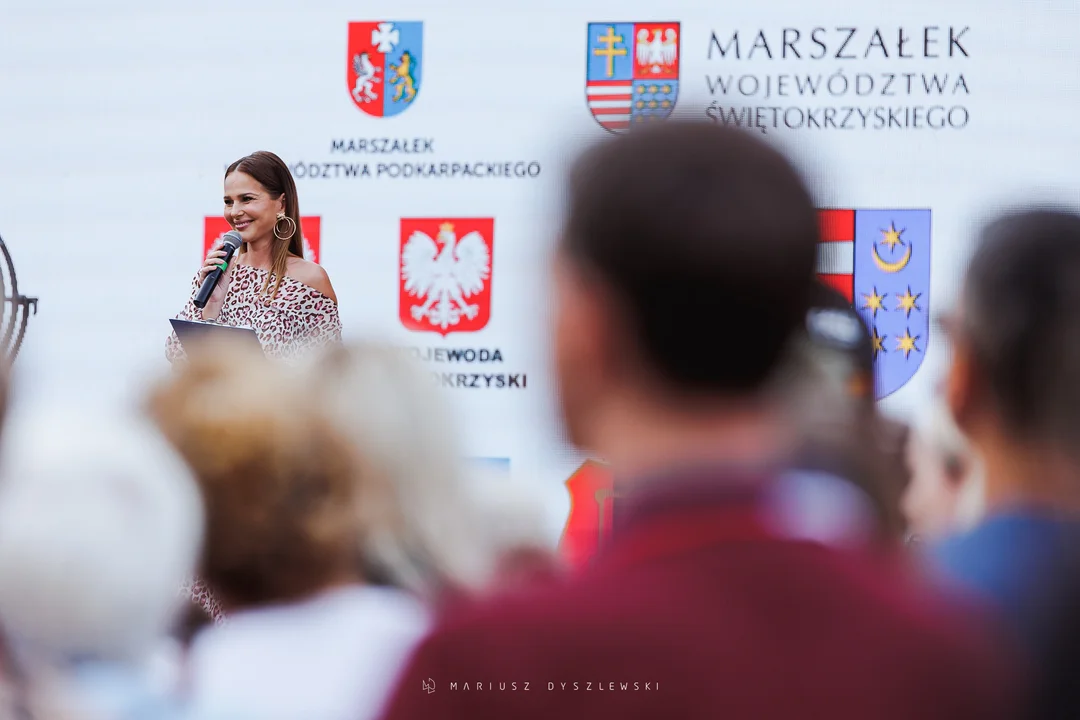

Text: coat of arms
xmin=816 ymin=209 xmax=932 ymax=398
xmin=585 ymin=22 xmax=680 ymax=133
xmin=347 ymin=21 xmax=423 ymax=117
xmin=399 ymin=218 xmax=494 ymax=335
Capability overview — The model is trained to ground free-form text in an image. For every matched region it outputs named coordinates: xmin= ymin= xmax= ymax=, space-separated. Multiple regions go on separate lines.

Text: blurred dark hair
xmin=792 ymin=282 xmax=909 ymax=541
xmin=805 ymin=282 xmax=875 ymax=403
xmin=961 ymin=208 xmax=1080 ymax=453
xmin=561 ymin=120 xmax=819 ymax=395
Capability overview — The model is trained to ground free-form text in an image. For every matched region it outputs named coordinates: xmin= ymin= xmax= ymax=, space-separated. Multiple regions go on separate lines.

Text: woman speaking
xmin=166 ymin=151 xmax=341 ymax=363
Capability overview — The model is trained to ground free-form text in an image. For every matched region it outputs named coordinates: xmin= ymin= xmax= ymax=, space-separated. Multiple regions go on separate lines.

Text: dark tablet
xmin=169 ymin=318 xmax=262 ymax=353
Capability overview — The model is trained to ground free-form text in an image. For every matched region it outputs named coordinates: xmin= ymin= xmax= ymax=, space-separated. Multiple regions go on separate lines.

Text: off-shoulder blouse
xmin=166 ymin=264 xmax=342 ymax=364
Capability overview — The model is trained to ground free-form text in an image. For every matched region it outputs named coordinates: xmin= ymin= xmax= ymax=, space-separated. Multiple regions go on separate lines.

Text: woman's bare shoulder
xmin=286 ymin=257 xmax=337 ymax=303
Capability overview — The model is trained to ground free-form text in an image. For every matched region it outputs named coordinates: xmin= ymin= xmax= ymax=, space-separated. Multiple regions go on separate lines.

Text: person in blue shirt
xmin=933 ymin=208 xmax=1080 ymax=712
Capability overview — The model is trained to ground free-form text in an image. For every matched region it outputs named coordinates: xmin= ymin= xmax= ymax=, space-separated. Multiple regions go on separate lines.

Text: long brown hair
xmin=225 ymin=151 xmax=304 ymax=299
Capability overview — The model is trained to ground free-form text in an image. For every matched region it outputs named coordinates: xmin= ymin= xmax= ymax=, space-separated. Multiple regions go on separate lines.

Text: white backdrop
xmin=1 ymin=0 xmax=1078 ymax=544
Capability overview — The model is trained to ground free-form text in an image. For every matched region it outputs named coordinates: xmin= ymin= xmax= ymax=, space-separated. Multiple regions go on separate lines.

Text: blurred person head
xmin=802 ymin=282 xmax=876 ymax=407
xmin=300 ymin=343 xmax=554 ymax=601
xmin=145 ymin=339 xmax=363 ymax=611
xmin=946 ymin=208 xmax=1080 ymax=511
xmin=903 ymin=400 xmax=985 ymax=540
xmin=789 ymin=283 xmax=910 ymax=541
xmin=0 ymin=404 xmax=203 ymax=720
xmin=225 ymin=150 xmax=304 ymax=298
xmin=553 ymin=119 xmax=819 ymax=473
xmin=789 ymin=283 xmax=875 ymax=445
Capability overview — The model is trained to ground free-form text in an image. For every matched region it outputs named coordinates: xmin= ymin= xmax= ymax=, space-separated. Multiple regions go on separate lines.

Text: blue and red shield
xmin=817 ymin=209 xmax=932 ymax=399
xmin=585 ymin=22 xmax=680 ymax=133
xmin=346 ymin=21 xmax=423 ymax=117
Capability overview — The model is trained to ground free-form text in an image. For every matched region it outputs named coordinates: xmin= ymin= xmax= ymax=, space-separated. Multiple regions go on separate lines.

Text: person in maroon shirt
xmin=378 ymin=121 xmax=1019 ymax=720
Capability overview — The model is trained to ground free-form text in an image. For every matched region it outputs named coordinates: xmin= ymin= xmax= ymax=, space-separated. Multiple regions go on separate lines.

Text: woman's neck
xmin=243 ymin=237 xmax=274 ymax=270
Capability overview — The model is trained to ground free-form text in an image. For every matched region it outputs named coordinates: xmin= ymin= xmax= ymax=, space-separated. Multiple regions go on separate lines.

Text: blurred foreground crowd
xmin=0 ymin=122 xmax=1076 ymax=719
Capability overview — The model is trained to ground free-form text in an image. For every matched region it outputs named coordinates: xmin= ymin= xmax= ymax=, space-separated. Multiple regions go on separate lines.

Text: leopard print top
xmin=166 ymin=263 xmax=342 ymax=364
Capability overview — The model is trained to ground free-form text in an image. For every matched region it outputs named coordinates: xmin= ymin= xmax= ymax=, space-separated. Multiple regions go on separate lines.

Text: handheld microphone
xmin=193 ymin=231 xmax=242 ymax=309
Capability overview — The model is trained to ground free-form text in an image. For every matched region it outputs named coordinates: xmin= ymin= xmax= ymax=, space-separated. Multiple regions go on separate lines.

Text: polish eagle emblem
xmin=400 ymin=221 xmax=492 ymax=333
xmin=635 ymin=27 xmax=678 ymax=72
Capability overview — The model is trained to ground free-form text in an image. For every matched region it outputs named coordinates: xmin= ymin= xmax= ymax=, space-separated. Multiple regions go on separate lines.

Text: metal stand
xmin=0 ymin=235 xmax=37 ymax=361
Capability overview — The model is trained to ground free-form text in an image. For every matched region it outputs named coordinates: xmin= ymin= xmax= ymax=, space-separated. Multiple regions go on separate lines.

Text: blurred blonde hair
xmin=145 ymin=339 xmax=363 ymax=608
xmin=299 ymin=343 xmax=544 ymax=599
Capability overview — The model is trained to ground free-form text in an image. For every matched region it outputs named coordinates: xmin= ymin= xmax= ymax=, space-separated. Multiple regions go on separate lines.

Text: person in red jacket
xmin=378 ymin=121 xmax=1019 ymax=720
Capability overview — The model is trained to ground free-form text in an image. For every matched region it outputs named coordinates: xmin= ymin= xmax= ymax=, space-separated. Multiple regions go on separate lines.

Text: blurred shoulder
xmin=286 ymin=258 xmax=337 ymax=303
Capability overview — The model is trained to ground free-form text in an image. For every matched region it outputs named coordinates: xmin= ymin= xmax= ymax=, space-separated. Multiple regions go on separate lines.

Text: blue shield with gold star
xmin=850 ymin=210 xmax=931 ymax=399
xmin=585 ymin=22 xmax=680 ymax=133
xmin=816 ymin=209 xmax=931 ymax=399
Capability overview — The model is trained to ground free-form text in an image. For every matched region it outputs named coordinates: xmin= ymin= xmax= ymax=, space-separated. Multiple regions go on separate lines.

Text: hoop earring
xmin=274 ymin=213 xmax=297 ymax=241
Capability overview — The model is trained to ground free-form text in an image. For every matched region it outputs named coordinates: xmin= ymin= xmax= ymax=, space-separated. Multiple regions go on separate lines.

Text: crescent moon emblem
xmin=872 ymin=243 xmax=912 ymax=273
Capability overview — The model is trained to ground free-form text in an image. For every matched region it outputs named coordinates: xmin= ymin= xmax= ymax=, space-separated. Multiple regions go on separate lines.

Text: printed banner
xmin=0 ymin=2 xmax=1076 ymax=551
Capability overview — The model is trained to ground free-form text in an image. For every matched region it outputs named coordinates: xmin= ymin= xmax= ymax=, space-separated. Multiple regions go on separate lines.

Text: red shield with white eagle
xmin=203 ymin=217 xmax=321 ymax=264
xmin=399 ymin=218 xmax=494 ymax=336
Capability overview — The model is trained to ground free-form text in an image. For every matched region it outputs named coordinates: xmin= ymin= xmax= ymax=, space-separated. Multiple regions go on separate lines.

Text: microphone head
xmin=221 ymin=230 xmax=243 ymax=250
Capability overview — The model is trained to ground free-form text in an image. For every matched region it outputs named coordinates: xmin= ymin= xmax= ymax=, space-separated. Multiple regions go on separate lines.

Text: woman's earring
xmin=274 ymin=212 xmax=297 ymax=241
